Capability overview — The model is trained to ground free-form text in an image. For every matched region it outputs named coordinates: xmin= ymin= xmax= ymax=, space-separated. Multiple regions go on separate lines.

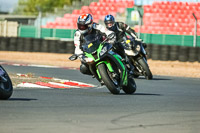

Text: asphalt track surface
xmin=1 ymin=64 xmax=200 ymax=133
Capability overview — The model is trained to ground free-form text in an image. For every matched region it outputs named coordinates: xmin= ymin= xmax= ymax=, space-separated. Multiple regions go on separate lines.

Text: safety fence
xmin=0 ymin=37 xmax=200 ymax=63
xmin=18 ymin=26 xmax=76 ymax=39
xmin=18 ymin=26 xmax=200 ymax=48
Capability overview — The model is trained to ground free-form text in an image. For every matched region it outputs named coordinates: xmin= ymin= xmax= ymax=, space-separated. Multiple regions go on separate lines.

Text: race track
xmin=0 ymin=64 xmax=200 ymax=133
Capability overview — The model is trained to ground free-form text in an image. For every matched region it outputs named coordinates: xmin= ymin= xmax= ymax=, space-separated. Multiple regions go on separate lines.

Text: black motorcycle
xmin=0 ymin=65 xmax=13 ymax=100
xmin=122 ymin=37 xmax=153 ymax=80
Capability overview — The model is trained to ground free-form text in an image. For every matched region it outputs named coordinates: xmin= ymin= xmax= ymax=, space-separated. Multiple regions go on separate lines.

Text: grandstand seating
xmin=135 ymin=1 xmax=200 ymax=35
xmin=42 ymin=0 xmax=200 ymax=36
xmin=43 ymin=0 xmax=134 ymax=29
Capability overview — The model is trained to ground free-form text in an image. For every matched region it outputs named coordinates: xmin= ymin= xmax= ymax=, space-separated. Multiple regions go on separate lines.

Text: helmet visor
xmin=78 ymin=24 xmax=88 ymax=30
xmin=105 ymin=21 xmax=114 ymax=28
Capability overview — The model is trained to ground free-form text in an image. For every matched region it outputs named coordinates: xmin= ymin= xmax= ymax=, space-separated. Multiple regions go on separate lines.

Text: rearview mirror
xmin=69 ymin=54 xmax=78 ymax=61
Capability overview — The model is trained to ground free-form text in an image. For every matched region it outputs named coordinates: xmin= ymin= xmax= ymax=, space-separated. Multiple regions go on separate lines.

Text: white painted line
xmin=17 ymin=82 xmax=51 ymax=88
xmin=48 ymin=82 xmax=80 ymax=88
xmin=28 ymin=64 xmax=60 ymax=68
xmin=54 ymin=78 xmax=96 ymax=87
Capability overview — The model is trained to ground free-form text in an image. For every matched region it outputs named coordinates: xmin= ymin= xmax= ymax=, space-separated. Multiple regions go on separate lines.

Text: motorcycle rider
xmin=104 ymin=14 xmax=146 ymax=51
xmin=74 ymin=13 xmax=116 ymax=76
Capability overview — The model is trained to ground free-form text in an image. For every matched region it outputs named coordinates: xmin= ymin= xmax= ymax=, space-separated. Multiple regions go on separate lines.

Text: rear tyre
xmin=98 ymin=63 xmax=120 ymax=94
xmin=122 ymin=78 xmax=136 ymax=94
xmin=0 ymin=67 xmax=13 ymax=100
xmin=138 ymin=58 xmax=153 ymax=80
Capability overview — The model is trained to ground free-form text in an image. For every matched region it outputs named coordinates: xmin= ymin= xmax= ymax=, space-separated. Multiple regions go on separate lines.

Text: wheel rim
xmin=107 ymin=70 xmax=119 ymax=86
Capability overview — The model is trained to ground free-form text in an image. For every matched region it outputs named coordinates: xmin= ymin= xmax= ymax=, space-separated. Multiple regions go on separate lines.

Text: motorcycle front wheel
xmin=97 ymin=63 xmax=120 ymax=94
xmin=0 ymin=67 xmax=13 ymax=100
xmin=138 ymin=58 xmax=153 ymax=80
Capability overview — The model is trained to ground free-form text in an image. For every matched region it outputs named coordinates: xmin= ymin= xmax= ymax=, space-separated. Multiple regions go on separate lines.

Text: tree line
xmin=13 ymin=0 xmax=79 ymax=15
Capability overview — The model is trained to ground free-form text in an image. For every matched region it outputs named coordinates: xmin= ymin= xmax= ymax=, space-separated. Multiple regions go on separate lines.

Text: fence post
xmin=192 ymin=13 xmax=197 ymax=47
xmin=137 ymin=10 xmax=142 ymax=39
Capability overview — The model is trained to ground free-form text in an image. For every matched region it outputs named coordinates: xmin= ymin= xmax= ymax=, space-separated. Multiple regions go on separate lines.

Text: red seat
xmin=89 ymin=5 xmax=98 ymax=11
xmin=63 ymin=13 xmax=71 ymax=18
xmin=90 ymin=2 xmax=98 ymax=7
xmin=99 ymin=0 xmax=107 ymax=3
xmin=72 ymin=10 xmax=81 ymax=15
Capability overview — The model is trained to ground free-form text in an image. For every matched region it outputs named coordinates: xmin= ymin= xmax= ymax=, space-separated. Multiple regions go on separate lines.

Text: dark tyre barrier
xmin=160 ymin=45 xmax=170 ymax=61
xmin=49 ymin=40 xmax=58 ymax=53
xmin=16 ymin=37 xmax=24 ymax=51
xmin=66 ymin=41 xmax=75 ymax=54
xmin=23 ymin=38 xmax=33 ymax=52
xmin=178 ymin=46 xmax=189 ymax=62
xmin=9 ymin=37 xmax=17 ymax=51
xmin=1 ymin=37 xmax=200 ymax=62
xmin=188 ymin=47 xmax=198 ymax=62
xmin=169 ymin=45 xmax=180 ymax=61
xmin=57 ymin=41 xmax=67 ymax=53
xmin=198 ymin=47 xmax=200 ymax=63
xmin=151 ymin=44 xmax=160 ymax=60
xmin=32 ymin=39 xmax=42 ymax=52
xmin=0 ymin=37 xmax=9 ymax=51
xmin=146 ymin=44 xmax=152 ymax=59
xmin=41 ymin=39 xmax=49 ymax=52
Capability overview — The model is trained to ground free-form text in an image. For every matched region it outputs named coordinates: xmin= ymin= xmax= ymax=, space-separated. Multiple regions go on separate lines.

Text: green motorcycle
xmin=69 ymin=34 xmax=136 ymax=94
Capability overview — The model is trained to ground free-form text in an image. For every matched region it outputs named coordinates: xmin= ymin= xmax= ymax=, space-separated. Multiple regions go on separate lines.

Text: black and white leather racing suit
xmin=106 ymin=22 xmax=143 ymax=72
xmin=110 ymin=22 xmax=146 ymax=53
xmin=74 ymin=22 xmax=116 ymax=75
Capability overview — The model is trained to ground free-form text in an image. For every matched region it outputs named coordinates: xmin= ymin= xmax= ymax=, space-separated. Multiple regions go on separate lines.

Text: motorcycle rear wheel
xmin=122 ymin=77 xmax=136 ymax=94
xmin=97 ymin=63 xmax=120 ymax=94
xmin=0 ymin=67 xmax=13 ymax=100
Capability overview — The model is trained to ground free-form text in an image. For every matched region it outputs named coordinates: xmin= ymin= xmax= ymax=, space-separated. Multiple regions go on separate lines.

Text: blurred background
xmin=0 ymin=0 xmax=200 ymax=62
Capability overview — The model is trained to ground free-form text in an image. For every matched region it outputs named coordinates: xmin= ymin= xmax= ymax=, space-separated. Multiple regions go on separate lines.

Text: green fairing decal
xmin=85 ymin=53 xmax=95 ymax=61
xmin=85 ymin=43 xmax=104 ymax=62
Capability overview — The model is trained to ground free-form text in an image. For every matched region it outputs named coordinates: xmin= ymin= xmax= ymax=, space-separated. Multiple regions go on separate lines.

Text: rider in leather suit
xmin=104 ymin=14 xmax=144 ymax=72
xmin=104 ymin=14 xmax=146 ymax=54
xmin=74 ymin=14 xmax=116 ymax=75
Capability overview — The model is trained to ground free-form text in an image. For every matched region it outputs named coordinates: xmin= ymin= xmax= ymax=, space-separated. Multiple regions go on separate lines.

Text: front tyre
xmin=97 ymin=63 xmax=120 ymax=94
xmin=138 ymin=58 xmax=153 ymax=80
xmin=122 ymin=77 xmax=136 ymax=94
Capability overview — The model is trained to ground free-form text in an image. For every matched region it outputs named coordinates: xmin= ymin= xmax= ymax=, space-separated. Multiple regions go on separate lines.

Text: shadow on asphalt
xmin=8 ymin=98 xmax=37 ymax=101
xmin=118 ymin=93 xmax=162 ymax=96
xmin=133 ymin=93 xmax=162 ymax=96
xmin=136 ymin=77 xmax=172 ymax=80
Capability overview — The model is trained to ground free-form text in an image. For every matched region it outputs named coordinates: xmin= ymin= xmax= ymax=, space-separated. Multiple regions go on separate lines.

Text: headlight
xmin=125 ymin=49 xmax=138 ymax=56
xmin=100 ymin=46 xmax=108 ymax=56
xmin=135 ymin=44 xmax=141 ymax=52
xmin=124 ymin=49 xmax=134 ymax=56
xmin=84 ymin=57 xmax=94 ymax=63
